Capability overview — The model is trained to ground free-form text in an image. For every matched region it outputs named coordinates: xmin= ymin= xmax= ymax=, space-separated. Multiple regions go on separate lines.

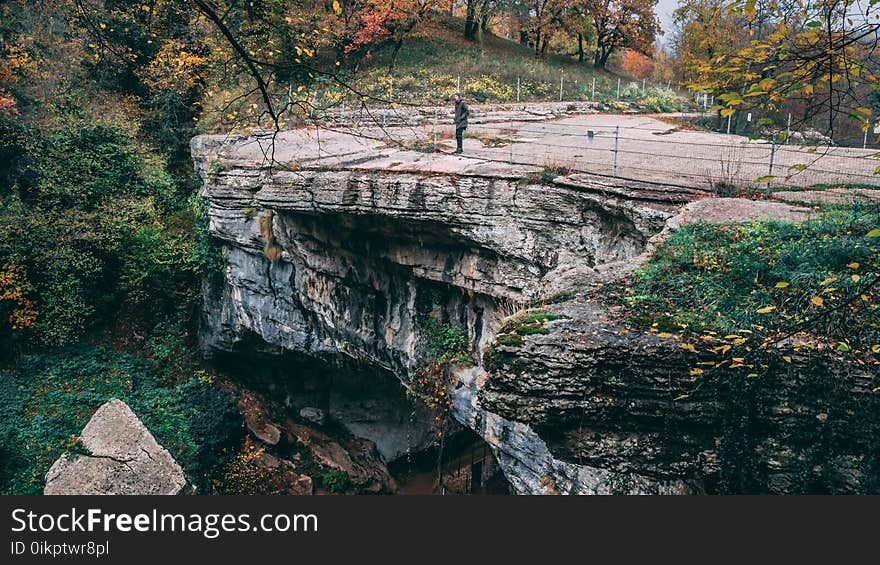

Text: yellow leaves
xmin=847 ymin=262 xmax=860 ymax=269
xmin=332 ymin=0 xmax=342 ymax=14
xmin=680 ymin=343 xmax=698 ymax=353
xmin=730 ymin=358 xmax=745 ymax=368
xmin=810 ymin=297 xmax=824 ymax=307
xmin=802 ymin=83 xmax=814 ymax=96
xmin=744 ymin=0 xmax=757 ymax=21
xmin=141 ymin=4 xmax=150 ymax=11
xmin=774 ymin=281 xmax=789 ymax=288
xmin=783 ymin=355 xmax=792 ymax=363
xmin=720 ymin=108 xmax=735 ymax=118
xmin=820 ymin=277 xmax=838 ymax=286
xmin=756 ymin=305 xmax=776 ymax=314
xmin=656 ymin=332 xmax=673 ymax=338
xmin=851 ymin=274 xmax=861 ymax=283
xmin=709 ymin=344 xmax=731 ymax=355
xmin=732 ymin=338 xmax=747 ymax=346
xmin=872 ymin=345 xmax=880 ymax=354
xmin=866 ymin=229 xmax=880 ymax=237
xmin=690 ymin=368 xmax=704 ymax=376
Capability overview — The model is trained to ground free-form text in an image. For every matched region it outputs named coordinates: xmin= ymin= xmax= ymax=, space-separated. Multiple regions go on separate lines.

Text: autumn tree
xmin=583 ymin=0 xmax=660 ymax=68
xmin=527 ymin=0 xmax=573 ymax=58
xmin=621 ymin=49 xmax=653 ymax=77
xmin=677 ymin=0 xmax=880 ymax=142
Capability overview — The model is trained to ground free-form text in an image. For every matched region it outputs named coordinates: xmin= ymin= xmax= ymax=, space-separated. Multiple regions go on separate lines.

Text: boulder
xmin=44 ymin=399 xmax=186 ymax=495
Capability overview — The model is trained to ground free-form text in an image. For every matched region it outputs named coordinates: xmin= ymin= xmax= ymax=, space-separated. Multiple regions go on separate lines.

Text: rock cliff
xmin=192 ymin=129 xmax=874 ymax=494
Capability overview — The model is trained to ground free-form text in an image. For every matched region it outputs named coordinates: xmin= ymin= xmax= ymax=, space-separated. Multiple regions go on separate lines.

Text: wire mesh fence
xmin=293 ymin=100 xmax=880 ymax=195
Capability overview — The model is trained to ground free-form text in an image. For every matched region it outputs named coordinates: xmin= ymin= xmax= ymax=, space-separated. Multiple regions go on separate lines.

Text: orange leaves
xmin=0 ymin=264 xmax=36 ymax=331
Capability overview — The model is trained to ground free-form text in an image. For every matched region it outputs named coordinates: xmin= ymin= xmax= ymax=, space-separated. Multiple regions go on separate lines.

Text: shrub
xmin=321 ymin=469 xmax=351 ymax=494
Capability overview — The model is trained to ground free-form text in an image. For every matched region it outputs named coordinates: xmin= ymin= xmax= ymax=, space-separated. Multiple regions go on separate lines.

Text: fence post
xmin=616 ymin=77 xmax=621 ymax=99
xmin=681 ymin=103 xmax=685 ymax=121
xmin=591 ymin=77 xmax=596 ymax=101
xmin=864 ymin=120 xmax=869 ymax=149
xmin=767 ymin=135 xmax=777 ymax=186
xmin=508 ymin=116 xmax=513 ymax=164
xmin=559 ymin=72 xmax=564 ymax=102
xmin=727 ymin=113 xmax=732 ymax=134
xmin=389 ymin=77 xmax=393 ymax=101
xmin=786 ymin=112 xmax=792 ymax=145
xmin=642 ymin=78 xmax=646 ymax=96
xmin=315 ymin=117 xmax=321 ymax=160
xmin=457 ymin=75 xmax=461 ymax=92
xmin=612 ymin=125 xmax=619 ymax=177
xmin=517 ymin=77 xmax=521 ymax=102
xmin=433 ymin=108 xmax=438 ymax=151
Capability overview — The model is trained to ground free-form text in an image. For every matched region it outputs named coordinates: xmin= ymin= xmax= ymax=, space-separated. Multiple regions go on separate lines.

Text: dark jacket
xmin=454 ymin=99 xmax=470 ymax=129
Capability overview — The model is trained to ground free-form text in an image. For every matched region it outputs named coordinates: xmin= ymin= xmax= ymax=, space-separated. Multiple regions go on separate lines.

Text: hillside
xmin=323 ymin=17 xmax=678 ymax=108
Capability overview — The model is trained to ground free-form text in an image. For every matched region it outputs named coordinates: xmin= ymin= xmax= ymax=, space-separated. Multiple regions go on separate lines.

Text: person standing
xmin=453 ymin=93 xmax=469 ymax=154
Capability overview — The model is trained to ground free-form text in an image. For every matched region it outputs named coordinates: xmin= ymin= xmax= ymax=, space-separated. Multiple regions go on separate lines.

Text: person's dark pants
xmin=455 ymin=126 xmax=466 ymax=152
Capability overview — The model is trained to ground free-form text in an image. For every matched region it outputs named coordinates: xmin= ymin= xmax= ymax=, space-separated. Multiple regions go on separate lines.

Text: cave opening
xmin=209 ymin=340 xmax=510 ymax=495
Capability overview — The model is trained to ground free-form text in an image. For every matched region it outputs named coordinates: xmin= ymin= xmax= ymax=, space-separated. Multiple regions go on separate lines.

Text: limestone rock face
xmin=192 ymin=128 xmax=828 ymax=495
xmin=44 ymin=399 xmax=186 ymax=495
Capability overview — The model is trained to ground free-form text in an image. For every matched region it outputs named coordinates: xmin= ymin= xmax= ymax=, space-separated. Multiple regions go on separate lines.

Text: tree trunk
xmin=389 ymin=39 xmax=404 ymax=71
xmin=520 ymin=30 xmax=529 ymax=45
xmin=577 ymin=33 xmax=584 ymax=63
xmin=594 ymin=45 xmax=611 ymax=69
xmin=465 ymin=0 xmax=477 ymax=39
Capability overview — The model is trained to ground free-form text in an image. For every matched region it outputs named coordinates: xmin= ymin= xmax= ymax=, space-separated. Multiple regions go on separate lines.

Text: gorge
xmin=192 ymin=127 xmax=878 ymax=495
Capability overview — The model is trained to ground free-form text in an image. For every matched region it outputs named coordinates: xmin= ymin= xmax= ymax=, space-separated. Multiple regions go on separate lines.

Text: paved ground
xmin=223 ymin=108 xmax=880 ymax=192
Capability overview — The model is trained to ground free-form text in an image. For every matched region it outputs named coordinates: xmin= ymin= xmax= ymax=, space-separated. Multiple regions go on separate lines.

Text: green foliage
xmin=0 ymin=118 xmax=215 ymax=346
xmin=29 ymin=123 xmax=175 ymax=211
xmin=623 ymin=204 xmax=880 ymax=355
xmin=420 ymin=317 xmax=469 ymax=365
xmin=0 ymin=344 xmax=243 ymax=494
xmin=321 ymin=469 xmax=351 ymax=494
xmin=409 ymin=318 xmax=470 ymax=434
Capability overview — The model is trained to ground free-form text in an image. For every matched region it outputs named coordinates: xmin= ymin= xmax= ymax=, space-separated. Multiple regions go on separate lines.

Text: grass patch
xmin=616 ymin=204 xmax=880 ymax=356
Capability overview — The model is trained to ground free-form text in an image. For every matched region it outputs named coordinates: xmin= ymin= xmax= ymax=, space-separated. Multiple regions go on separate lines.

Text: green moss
xmin=499 ymin=311 xmax=567 ymax=334
xmin=495 ymin=333 xmax=524 ymax=347
xmin=514 ymin=325 xmax=550 ymax=336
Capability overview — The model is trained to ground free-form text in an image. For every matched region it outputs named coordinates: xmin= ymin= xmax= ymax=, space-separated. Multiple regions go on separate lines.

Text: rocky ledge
xmin=192 ymin=127 xmax=870 ymax=494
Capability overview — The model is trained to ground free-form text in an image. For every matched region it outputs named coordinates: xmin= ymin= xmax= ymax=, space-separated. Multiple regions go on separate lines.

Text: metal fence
xmin=312 ymin=109 xmax=880 ymax=192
